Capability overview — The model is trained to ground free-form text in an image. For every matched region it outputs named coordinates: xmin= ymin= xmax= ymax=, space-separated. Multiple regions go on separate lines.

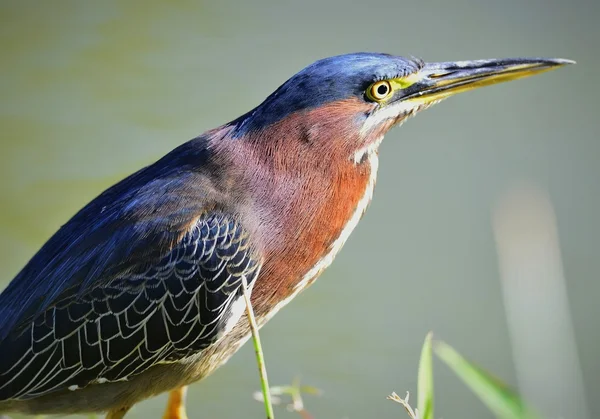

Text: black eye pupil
xmin=377 ymin=84 xmax=388 ymax=96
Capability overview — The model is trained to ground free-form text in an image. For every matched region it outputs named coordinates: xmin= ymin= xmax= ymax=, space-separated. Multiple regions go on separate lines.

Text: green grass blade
xmin=417 ymin=332 xmax=434 ymax=419
xmin=241 ymin=275 xmax=275 ymax=419
xmin=434 ymin=341 xmax=538 ymax=419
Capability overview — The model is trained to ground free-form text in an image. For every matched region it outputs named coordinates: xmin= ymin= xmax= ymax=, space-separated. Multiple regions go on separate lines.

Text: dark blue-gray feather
xmin=0 ymin=212 xmax=260 ymax=400
xmin=0 ymin=136 xmax=219 ymax=342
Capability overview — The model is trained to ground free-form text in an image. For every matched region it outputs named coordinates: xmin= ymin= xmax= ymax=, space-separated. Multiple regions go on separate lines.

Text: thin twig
xmin=387 ymin=391 xmax=418 ymax=419
xmin=241 ymin=276 xmax=275 ymax=419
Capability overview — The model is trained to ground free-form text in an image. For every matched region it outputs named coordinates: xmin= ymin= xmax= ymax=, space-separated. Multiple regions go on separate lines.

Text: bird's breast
xmin=251 ymin=152 xmax=379 ymax=324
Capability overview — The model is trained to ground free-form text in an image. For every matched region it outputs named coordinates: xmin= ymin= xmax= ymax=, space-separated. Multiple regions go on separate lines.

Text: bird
xmin=0 ymin=52 xmax=573 ymax=419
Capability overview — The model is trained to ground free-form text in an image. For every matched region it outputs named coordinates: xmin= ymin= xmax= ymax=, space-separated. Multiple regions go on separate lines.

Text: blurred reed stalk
xmin=492 ymin=183 xmax=589 ymax=419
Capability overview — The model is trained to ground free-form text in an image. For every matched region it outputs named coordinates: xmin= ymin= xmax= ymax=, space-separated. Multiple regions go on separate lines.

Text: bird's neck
xmin=210 ymin=125 xmax=380 ymax=322
xmin=256 ymin=150 xmax=379 ymax=324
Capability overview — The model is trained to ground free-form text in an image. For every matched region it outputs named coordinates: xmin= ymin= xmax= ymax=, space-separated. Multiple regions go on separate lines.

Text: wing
xmin=0 ymin=212 xmax=260 ymax=400
xmin=0 ymin=135 xmax=261 ymax=400
xmin=0 ymin=136 xmax=218 ymax=338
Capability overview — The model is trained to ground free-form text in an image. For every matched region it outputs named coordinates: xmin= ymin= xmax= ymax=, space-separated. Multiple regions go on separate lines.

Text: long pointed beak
xmin=401 ymin=57 xmax=575 ymax=104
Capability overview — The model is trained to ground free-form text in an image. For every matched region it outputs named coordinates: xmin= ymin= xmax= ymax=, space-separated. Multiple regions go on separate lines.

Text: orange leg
xmin=106 ymin=405 xmax=131 ymax=419
xmin=163 ymin=386 xmax=189 ymax=419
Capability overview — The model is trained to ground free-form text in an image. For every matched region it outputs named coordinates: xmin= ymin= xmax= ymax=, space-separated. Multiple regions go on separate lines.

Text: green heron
xmin=0 ymin=53 xmax=572 ymax=418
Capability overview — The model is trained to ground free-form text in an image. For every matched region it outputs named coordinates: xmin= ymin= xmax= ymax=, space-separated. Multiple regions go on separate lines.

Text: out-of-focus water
xmin=1 ymin=1 xmax=599 ymax=418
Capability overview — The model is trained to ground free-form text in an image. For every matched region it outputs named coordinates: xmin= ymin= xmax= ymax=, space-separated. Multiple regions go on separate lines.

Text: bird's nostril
xmin=429 ymin=71 xmax=458 ymax=79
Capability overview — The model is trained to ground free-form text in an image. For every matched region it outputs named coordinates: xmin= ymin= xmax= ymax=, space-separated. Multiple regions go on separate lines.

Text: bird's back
xmin=0 ymin=133 xmax=264 ymax=406
xmin=0 ymin=136 xmax=214 ymax=340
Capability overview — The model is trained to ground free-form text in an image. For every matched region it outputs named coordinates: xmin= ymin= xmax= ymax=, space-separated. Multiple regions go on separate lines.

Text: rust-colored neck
xmin=210 ymin=101 xmax=379 ymax=320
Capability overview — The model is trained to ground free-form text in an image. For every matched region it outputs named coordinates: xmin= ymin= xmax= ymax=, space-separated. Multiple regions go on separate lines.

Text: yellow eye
xmin=367 ymin=80 xmax=392 ymax=101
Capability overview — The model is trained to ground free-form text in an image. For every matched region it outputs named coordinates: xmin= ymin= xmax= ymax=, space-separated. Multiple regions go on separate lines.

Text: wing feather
xmin=0 ymin=136 xmax=261 ymax=401
xmin=0 ymin=213 xmax=260 ymax=401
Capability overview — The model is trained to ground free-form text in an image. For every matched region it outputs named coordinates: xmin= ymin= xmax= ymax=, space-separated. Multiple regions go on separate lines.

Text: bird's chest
xmin=252 ymin=152 xmax=379 ymax=323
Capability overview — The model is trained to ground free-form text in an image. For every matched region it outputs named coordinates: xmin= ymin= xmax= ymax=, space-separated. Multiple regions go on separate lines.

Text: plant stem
xmin=241 ymin=276 xmax=275 ymax=419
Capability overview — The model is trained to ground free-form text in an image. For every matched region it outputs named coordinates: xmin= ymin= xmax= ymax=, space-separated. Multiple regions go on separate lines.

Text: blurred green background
xmin=1 ymin=1 xmax=598 ymax=418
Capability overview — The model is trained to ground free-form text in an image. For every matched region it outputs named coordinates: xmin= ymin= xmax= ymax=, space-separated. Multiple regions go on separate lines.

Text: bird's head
xmin=231 ymin=53 xmax=573 ymax=165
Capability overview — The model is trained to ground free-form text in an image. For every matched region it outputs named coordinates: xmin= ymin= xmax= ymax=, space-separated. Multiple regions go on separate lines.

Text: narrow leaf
xmin=434 ymin=341 xmax=538 ymax=419
xmin=417 ymin=332 xmax=434 ymax=419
